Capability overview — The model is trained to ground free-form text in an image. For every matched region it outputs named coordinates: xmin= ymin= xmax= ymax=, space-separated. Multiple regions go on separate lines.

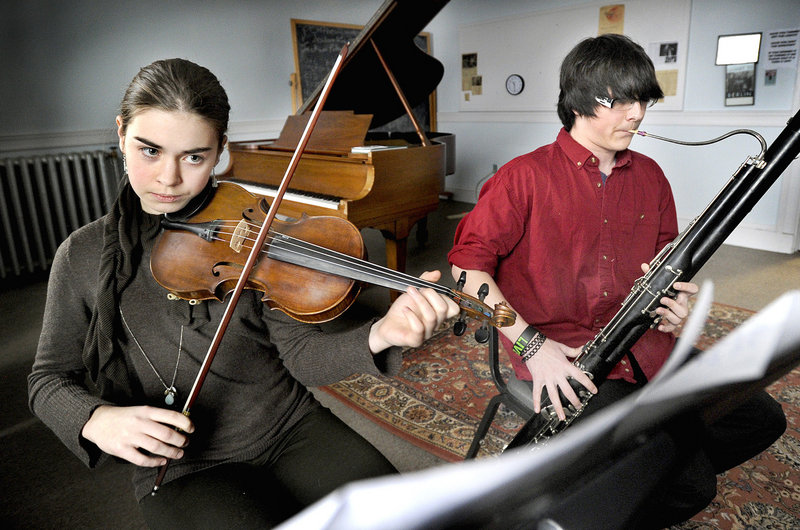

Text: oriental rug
xmin=321 ymin=302 xmax=800 ymax=529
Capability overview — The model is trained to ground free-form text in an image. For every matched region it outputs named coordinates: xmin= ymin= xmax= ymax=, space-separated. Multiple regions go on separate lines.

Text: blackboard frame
xmin=290 ymin=18 xmax=437 ymax=131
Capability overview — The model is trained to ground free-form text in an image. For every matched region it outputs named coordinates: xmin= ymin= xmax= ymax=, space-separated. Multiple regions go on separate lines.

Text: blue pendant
xmin=165 ymin=387 xmax=177 ymax=406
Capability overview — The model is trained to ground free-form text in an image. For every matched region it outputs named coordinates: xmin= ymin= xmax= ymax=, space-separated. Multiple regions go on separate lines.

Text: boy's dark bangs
xmin=608 ymin=61 xmax=664 ymax=101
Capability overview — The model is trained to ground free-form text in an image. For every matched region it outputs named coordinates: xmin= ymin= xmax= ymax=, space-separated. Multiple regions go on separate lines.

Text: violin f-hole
xmin=212 ymin=261 xmax=243 ymax=277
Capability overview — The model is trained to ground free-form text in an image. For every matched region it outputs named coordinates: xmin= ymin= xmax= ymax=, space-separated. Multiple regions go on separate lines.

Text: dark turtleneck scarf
xmin=81 ymin=182 xmax=161 ymax=402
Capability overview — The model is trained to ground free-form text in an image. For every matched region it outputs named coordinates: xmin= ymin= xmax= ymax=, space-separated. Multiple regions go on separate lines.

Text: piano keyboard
xmin=231 ymin=181 xmax=341 ymax=211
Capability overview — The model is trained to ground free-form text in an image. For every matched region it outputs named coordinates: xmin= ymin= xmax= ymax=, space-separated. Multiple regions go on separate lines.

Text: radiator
xmin=0 ymin=149 xmax=123 ymax=279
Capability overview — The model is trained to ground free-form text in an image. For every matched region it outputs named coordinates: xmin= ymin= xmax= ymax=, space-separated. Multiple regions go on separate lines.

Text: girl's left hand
xmin=368 ymin=270 xmax=460 ymax=353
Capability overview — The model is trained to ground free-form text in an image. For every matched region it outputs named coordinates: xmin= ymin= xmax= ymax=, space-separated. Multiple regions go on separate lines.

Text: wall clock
xmin=505 ymin=74 xmax=525 ymax=95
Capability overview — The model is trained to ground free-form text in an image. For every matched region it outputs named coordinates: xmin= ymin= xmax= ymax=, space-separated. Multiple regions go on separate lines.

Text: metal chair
xmin=465 ymin=327 xmax=535 ymax=458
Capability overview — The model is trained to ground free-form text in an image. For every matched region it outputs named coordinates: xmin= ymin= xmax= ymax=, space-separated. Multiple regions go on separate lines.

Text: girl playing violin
xmin=28 ymin=58 xmax=458 ymax=528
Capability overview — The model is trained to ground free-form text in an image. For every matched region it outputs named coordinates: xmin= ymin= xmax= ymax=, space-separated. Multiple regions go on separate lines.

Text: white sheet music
xmin=637 ymin=289 xmax=800 ymax=406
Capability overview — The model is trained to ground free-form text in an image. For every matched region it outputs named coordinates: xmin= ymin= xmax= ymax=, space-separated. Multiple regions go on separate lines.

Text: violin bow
xmin=152 ymin=43 xmax=350 ymax=494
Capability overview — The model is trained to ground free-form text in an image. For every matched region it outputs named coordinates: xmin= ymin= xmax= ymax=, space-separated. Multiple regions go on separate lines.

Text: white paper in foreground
xmin=279 ymin=290 xmax=800 ymax=530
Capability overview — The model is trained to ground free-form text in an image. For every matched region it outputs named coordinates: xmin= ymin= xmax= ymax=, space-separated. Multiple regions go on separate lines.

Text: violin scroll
xmin=489 ymin=301 xmax=515 ymax=328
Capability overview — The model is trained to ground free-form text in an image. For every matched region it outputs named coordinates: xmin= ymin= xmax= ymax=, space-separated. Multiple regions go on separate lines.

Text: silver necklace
xmin=119 ymin=308 xmax=183 ymax=406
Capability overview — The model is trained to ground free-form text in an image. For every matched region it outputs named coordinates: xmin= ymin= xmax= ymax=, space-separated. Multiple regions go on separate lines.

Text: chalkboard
xmin=291 ymin=19 xmax=436 ymax=132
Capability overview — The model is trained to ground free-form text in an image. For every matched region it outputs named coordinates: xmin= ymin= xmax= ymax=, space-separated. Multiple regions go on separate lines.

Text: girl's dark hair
xmin=556 ymin=34 xmax=664 ymax=131
xmin=119 ymin=58 xmax=230 ymax=148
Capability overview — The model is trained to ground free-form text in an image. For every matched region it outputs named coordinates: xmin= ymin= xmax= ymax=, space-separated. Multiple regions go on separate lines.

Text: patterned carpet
xmin=322 ymin=302 xmax=800 ymax=529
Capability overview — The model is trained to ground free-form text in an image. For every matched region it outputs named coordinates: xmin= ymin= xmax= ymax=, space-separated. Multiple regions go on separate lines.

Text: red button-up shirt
xmin=448 ymin=128 xmax=678 ymax=383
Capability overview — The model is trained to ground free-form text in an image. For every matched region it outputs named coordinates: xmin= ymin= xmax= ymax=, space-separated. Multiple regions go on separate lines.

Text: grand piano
xmin=223 ymin=0 xmax=453 ymax=275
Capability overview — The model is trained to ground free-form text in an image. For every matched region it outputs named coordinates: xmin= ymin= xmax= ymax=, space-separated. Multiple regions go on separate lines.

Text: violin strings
xmin=203 ymin=220 xmax=453 ymax=297
xmin=260 ymin=234 xmax=494 ymax=318
xmin=274 ymin=235 xmax=450 ymax=295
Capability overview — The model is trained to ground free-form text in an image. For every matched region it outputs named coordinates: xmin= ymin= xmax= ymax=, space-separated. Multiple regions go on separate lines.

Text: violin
xmin=151 ymin=181 xmax=516 ymax=333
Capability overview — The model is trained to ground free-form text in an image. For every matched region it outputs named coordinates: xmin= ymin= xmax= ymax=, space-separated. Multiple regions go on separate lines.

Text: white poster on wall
xmin=765 ymin=28 xmax=799 ymax=70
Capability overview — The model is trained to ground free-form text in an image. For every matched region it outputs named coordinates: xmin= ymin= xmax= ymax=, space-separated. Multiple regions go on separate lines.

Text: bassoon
xmin=506 ymin=108 xmax=800 ymax=450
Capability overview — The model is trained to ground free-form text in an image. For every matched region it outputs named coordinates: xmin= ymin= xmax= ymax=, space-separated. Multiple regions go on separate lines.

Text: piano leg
xmin=379 ymin=212 xmax=432 ymax=302
xmin=383 ymin=236 xmax=407 ymax=274
xmin=380 ymin=232 xmax=407 ymax=303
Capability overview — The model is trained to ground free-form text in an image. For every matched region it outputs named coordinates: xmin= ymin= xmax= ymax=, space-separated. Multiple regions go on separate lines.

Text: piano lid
xmin=297 ymin=0 xmax=451 ymax=129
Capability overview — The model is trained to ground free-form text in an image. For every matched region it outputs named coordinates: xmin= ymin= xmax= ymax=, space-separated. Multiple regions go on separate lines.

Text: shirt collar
xmin=556 ymin=127 xmax=632 ymax=170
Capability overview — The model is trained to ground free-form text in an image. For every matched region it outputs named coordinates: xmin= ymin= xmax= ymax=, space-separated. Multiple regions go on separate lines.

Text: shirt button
xmin=604 ymin=219 xmax=608 ymax=223
xmin=603 ymin=291 xmax=608 ymax=297
xmin=602 ymin=255 xmax=607 ymax=260
xmin=640 ymin=214 xmax=645 ymax=219
xmin=596 ymin=182 xmax=602 ymax=188
xmin=621 ymin=360 xmax=627 ymax=365
xmin=590 ymin=157 xmax=597 ymax=164
xmin=625 ymin=368 xmax=630 ymax=373
xmin=577 ymin=161 xmax=583 ymax=167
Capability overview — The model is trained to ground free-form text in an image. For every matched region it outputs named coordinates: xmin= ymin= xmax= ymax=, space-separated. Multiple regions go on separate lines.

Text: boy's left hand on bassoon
xmin=641 ymin=263 xmax=700 ymax=333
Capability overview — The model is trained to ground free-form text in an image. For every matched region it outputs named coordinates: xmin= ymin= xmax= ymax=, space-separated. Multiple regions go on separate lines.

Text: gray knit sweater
xmin=28 ymin=216 xmax=401 ymax=500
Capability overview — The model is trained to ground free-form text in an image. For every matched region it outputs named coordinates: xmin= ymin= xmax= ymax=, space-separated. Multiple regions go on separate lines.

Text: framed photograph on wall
xmin=725 ymin=63 xmax=755 ymax=106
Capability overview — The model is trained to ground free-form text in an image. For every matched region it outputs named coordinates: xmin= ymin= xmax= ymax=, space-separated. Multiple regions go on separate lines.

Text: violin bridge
xmin=230 ymin=219 xmax=250 ymax=253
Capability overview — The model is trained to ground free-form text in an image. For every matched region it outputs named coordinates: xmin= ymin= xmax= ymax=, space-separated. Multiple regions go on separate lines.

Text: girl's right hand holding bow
xmin=81 ymin=405 xmax=195 ymax=467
